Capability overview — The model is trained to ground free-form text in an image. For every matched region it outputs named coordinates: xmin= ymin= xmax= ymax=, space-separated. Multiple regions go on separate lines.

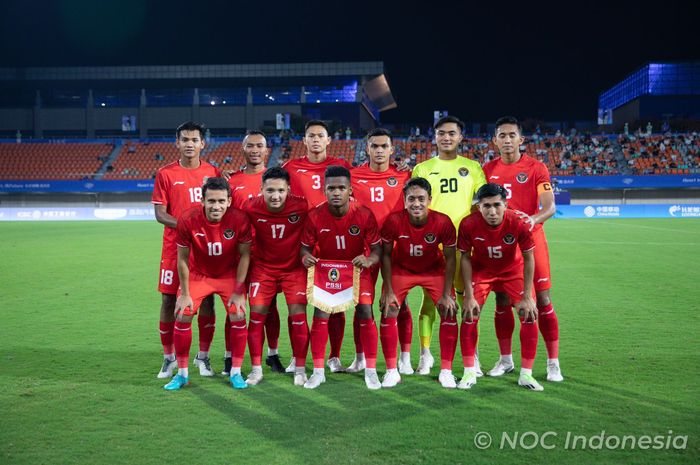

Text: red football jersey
xmin=228 ymin=170 xmax=263 ymax=210
xmin=283 ymin=156 xmax=352 ymax=208
xmin=301 ymin=202 xmax=380 ymax=260
xmin=382 ymin=209 xmax=456 ymax=275
xmin=483 ymin=154 xmax=552 ymax=231
xmin=457 ymin=209 xmax=535 ymax=282
xmin=351 ymin=164 xmax=411 ymax=228
xmin=245 ymin=195 xmax=308 ymax=271
xmin=151 ymin=160 xmax=220 ymax=258
xmin=176 ymin=205 xmax=252 ymax=278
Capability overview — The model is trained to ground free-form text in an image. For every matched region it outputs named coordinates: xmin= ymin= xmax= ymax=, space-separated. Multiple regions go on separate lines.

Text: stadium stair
xmin=94 ymin=140 xmax=124 ymax=179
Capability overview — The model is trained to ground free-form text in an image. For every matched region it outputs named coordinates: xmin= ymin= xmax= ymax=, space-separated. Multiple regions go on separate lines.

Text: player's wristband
xmin=234 ymin=281 xmax=245 ymax=295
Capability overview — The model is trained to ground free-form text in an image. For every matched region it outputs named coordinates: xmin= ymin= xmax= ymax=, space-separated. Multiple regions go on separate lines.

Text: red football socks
xmin=159 ymin=320 xmax=175 ymax=355
xmin=358 ymin=318 xmax=378 ymax=369
xmin=379 ymin=316 xmax=398 ymax=369
xmin=247 ymin=312 xmax=267 ymax=366
xmin=224 ymin=318 xmax=232 ymax=353
xmin=352 ymin=313 xmax=364 ymax=354
xmin=173 ymin=322 xmax=192 ymax=369
xmin=289 ymin=313 xmax=309 ymax=367
xmin=537 ymin=303 xmax=560 ymax=358
xmin=460 ymin=318 xmax=479 ymax=368
xmin=397 ymin=302 xmax=413 ymax=353
xmin=519 ymin=318 xmax=539 ymax=369
xmin=439 ymin=317 xmax=458 ymax=370
xmin=229 ymin=319 xmax=248 ymax=368
xmin=328 ymin=312 xmax=345 ymax=359
xmin=494 ymin=305 xmax=515 ymax=355
xmin=310 ymin=317 xmax=329 ymax=369
xmin=197 ymin=313 xmax=216 ymax=353
xmin=265 ymin=300 xmax=280 ymax=350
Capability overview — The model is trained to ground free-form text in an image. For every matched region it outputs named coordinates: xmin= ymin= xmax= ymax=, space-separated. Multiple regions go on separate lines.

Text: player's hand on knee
xmin=438 ymin=295 xmax=457 ymax=319
xmin=461 ymin=297 xmax=480 ymax=323
xmin=175 ymin=295 xmax=194 ymax=319
xmin=382 ymin=292 xmax=400 ymax=317
xmin=516 ymin=297 xmax=537 ymax=323
xmin=227 ymin=294 xmax=247 ymax=319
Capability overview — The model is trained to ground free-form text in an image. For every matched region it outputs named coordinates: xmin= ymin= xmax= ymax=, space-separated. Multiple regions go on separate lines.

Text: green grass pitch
xmin=2 ymin=218 xmax=699 ymax=465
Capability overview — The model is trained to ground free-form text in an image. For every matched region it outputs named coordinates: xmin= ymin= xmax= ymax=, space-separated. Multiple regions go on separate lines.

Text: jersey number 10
xmin=207 ymin=242 xmax=223 ymax=256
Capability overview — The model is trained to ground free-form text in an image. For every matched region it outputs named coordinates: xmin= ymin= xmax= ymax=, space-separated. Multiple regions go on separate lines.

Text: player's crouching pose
xmin=458 ymin=183 xmax=542 ymax=391
xmin=244 ymin=167 xmax=310 ymax=387
xmin=381 ymin=178 xmax=458 ymax=388
xmin=164 ymin=177 xmax=252 ymax=391
xmin=300 ymin=166 xmax=383 ymax=390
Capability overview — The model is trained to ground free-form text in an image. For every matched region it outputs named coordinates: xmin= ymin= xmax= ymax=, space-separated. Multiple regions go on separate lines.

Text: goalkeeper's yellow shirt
xmin=412 ymin=155 xmax=487 ymax=229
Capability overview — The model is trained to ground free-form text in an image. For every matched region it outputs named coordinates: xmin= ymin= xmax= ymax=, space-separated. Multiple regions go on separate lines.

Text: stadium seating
xmin=103 ymin=141 xmax=244 ymax=179
xmin=283 ymin=139 xmax=356 ymax=163
xmin=0 ymin=142 xmax=112 ymax=179
xmin=1 ymin=133 xmax=698 ymax=180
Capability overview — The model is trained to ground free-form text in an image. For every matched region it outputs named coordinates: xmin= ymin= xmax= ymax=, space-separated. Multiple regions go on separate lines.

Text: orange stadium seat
xmin=0 ymin=143 xmax=112 ymax=179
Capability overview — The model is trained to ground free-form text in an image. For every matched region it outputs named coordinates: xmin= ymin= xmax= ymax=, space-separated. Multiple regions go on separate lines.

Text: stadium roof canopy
xmin=0 ymin=62 xmax=386 ymax=81
xmin=0 ymin=61 xmax=397 ymax=115
xmin=599 ymin=61 xmax=700 ymax=113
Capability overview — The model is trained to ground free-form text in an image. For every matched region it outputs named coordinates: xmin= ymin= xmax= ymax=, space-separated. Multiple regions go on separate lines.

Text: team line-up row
xmin=152 ymin=117 xmax=564 ymax=392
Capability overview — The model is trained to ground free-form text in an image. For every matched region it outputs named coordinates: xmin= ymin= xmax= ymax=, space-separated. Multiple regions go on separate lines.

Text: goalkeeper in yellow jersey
xmin=411 ymin=116 xmax=486 ymax=376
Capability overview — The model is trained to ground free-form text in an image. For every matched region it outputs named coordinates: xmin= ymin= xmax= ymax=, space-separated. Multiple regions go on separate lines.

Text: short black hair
xmin=403 ymin=177 xmax=432 ymax=197
xmin=244 ymin=129 xmax=267 ymax=142
xmin=434 ymin=116 xmax=465 ymax=132
xmin=366 ymin=127 xmax=393 ymax=143
xmin=176 ymin=121 xmax=206 ymax=140
xmin=304 ymin=120 xmax=329 ymax=134
xmin=262 ymin=166 xmax=290 ymax=184
xmin=495 ymin=116 xmax=523 ymax=135
xmin=476 ymin=183 xmax=508 ymax=201
xmin=202 ymin=176 xmax=231 ymax=198
xmin=324 ymin=165 xmax=351 ymax=182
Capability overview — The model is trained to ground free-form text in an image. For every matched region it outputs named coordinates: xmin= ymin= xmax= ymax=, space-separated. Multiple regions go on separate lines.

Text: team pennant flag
xmin=306 ymin=259 xmax=360 ymax=314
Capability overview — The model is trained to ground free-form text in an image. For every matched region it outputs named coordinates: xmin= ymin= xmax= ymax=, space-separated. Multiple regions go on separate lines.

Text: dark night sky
xmin=2 ymin=0 xmax=698 ymax=123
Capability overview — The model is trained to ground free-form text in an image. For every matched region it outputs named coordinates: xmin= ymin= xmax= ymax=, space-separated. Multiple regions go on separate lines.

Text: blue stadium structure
xmin=598 ymin=62 xmax=700 ymax=127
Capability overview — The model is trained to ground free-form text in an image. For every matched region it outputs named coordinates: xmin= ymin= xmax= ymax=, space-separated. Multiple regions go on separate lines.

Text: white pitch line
xmin=550 ymin=240 xmax=700 ymax=246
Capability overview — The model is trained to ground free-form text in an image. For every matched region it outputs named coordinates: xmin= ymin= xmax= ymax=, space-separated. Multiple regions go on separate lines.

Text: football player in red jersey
xmin=244 ymin=167 xmax=310 ymax=387
xmin=300 ymin=166 xmax=382 ymax=390
xmin=350 ymin=128 xmax=413 ymax=374
xmin=381 ymin=178 xmax=457 ymax=388
xmin=152 ymin=122 xmax=220 ymax=380
xmin=483 ymin=116 xmax=563 ymax=382
xmin=458 ymin=183 xmax=543 ymax=391
xmin=226 ymin=131 xmax=286 ymax=376
xmin=228 ymin=130 xmax=268 ymax=208
xmin=163 ymin=177 xmax=252 ymax=391
xmin=283 ymin=120 xmax=352 ymax=374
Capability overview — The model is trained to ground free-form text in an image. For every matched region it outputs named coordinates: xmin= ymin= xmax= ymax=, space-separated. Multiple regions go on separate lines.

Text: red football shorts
xmin=177 ymin=272 xmax=247 ymax=316
xmin=390 ymin=272 xmax=450 ymax=305
xmin=358 ymin=268 xmax=376 ymax=305
xmin=473 ymin=277 xmax=532 ymax=306
xmin=157 ymin=256 xmax=180 ymax=294
xmin=531 ymin=227 xmax=552 ymax=292
xmin=249 ymin=265 xmax=307 ymax=306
